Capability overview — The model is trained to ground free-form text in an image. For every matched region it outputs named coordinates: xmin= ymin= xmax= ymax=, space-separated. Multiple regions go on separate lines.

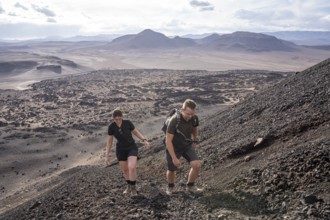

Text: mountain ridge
xmin=106 ymin=29 xmax=301 ymax=52
xmin=108 ymin=29 xmax=196 ymax=49
xmin=201 ymin=31 xmax=299 ymax=52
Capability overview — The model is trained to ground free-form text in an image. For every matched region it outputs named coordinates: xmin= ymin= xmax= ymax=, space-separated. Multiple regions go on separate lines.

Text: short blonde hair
xmin=182 ymin=99 xmax=196 ymax=110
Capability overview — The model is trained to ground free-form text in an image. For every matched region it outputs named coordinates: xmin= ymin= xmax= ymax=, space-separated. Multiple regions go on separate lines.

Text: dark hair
xmin=182 ymin=99 xmax=196 ymax=110
xmin=112 ymin=109 xmax=123 ymax=118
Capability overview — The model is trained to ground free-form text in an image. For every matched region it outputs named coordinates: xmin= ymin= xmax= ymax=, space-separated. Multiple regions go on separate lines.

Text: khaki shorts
xmin=166 ymin=147 xmax=199 ymax=171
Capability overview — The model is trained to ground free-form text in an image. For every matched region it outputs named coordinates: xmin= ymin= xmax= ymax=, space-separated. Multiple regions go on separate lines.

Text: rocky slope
xmin=197 ymin=58 xmax=330 ymax=219
xmin=1 ymin=59 xmax=330 ymax=219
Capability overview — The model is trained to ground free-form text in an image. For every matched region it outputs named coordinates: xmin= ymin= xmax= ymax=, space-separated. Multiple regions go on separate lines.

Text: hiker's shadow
xmin=130 ymin=184 xmax=204 ymax=215
xmin=200 ymin=190 xmax=275 ymax=216
xmin=130 ymin=185 xmax=171 ymax=213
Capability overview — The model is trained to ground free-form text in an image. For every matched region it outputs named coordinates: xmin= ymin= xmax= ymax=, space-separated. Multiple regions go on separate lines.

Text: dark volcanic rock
xmin=200 ymin=58 xmax=330 ymax=160
xmin=198 ymin=58 xmax=330 ymax=219
xmin=0 ymin=69 xmax=286 ymax=133
xmin=0 ymin=61 xmax=38 ymax=77
xmin=57 ymin=59 xmax=78 ymax=68
xmin=36 ymin=65 xmax=62 ymax=73
xmin=0 ymin=118 xmax=8 ymax=127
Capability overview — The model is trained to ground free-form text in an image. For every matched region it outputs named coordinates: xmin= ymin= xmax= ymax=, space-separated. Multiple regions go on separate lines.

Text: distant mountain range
xmin=105 ymin=29 xmax=299 ymax=52
xmin=263 ymin=31 xmax=330 ymax=46
xmin=1 ymin=30 xmax=330 ymax=46
xmin=1 ymin=29 xmax=330 ymax=52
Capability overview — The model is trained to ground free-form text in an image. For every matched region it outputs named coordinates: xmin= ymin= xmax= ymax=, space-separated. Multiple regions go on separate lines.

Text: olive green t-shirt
xmin=167 ymin=112 xmax=199 ymax=150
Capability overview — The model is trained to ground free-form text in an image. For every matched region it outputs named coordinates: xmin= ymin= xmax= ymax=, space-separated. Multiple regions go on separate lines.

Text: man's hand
xmin=172 ymin=157 xmax=181 ymax=167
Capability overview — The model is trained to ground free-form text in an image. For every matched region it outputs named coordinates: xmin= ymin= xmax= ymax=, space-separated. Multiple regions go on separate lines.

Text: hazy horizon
xmin=2 ymin=29 xmax=330 ymax=43
xmin=1 ymin=0 xmax=330 ymax=40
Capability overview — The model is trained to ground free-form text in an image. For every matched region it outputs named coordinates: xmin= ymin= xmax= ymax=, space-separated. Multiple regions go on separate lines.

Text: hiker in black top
xmin=105 ymin=109 xmax=150 ymax=196
xmin=165 ymin=99 xmax=203 ymax=194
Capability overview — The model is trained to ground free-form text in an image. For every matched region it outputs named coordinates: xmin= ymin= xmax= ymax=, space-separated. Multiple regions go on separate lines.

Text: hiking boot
xmin=123 ymin=185 xmax=131 ymax=194
xmin=186 ymin=185 xmax=203 ymax=193
xmin=165 ymin=186 xmax=175 ymax=195
xmin=130 ymin=185 xmax=138 ymax=196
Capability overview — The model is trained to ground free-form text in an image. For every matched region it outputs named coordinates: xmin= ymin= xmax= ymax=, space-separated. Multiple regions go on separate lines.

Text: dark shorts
xmin=116 ymin=146 xmax=138 ymax=161
xmin=166 ymin=147 xmax=199 ymax=171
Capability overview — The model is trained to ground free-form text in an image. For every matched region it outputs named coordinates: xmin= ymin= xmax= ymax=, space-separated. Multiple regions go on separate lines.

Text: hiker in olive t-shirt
xmin=165 ymin=99 xmax=203 ymax=195
xmin=105 ymin=109 xmax=150 ymax=196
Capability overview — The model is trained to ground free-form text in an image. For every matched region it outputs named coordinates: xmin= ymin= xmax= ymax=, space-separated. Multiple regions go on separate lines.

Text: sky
xmin=0 ymin=0 xmax=330 ymax=40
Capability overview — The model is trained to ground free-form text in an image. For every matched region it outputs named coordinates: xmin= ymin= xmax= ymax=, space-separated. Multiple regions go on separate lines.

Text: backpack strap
xmin=192 ymin=115 xmax=199 ymax=127
xmin=174 ymin=110 xmax=189 ymax=140
xmin=175 ymin=109 xmax=181 ymax=131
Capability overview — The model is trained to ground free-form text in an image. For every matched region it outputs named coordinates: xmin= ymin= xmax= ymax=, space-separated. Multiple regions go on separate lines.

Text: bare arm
xmin=192 ymin=127 xmax=198 ymax=148
xmin=192 ymin=127 xmax=198 ymax=141
xmin=132 ymin=129 xmax=150 ymax=148
xmin=105 ymin=135 xmax=113 ymax=166
xmin=166 ymin=132 xmax=180 ymax=167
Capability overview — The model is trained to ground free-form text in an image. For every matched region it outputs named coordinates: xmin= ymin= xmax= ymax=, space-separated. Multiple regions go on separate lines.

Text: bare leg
xmin=167 ymin=170 xmax=175 ymax=184
xmin=127 ymin=156 xmax=137 ymax=181
xmin=187 ymin=160 xmax=201 ymax=183
xmin=119 ymin=161 xmax=129 ymax=180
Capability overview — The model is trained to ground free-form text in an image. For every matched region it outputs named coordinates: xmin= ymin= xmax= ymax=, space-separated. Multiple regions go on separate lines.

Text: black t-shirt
xmin=108 ymin=120 xmax=136 ymax=148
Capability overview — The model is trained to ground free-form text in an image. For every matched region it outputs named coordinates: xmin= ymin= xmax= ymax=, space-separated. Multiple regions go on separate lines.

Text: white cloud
xmin=190 ymin=0 xmax=215 ymax=11
xmin=8 ymin=12 xmax=18 ymax=17
xmin=0 ymin=0 xmax=329 ymax=39
xmin=14 ymin=3 xmax=28 ymax=11
xmin=32 ymin=4 xmax=56 ymax=17
xmin=235 ymin=9 xmax=268 ymax=21
xmin=47 ymin=17 xmax=56 ymax=23
xmin=231 ymin=0 xmax=330 ymax=31
xmin=0 ymin=6 xmax=5 ymax=14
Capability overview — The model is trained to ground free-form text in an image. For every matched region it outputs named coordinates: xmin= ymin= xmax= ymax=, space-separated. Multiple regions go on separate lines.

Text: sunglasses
xmin=118 ymin=128 xmax=123 ymax=135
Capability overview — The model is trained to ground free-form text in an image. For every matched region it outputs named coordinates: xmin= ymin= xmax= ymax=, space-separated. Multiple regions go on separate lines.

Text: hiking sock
xmin=187 ymin=182 xmax=194 ymax=187
xmin=126 ymin=180 xmax=131 ymax=185
xmin=168 ymin=183 xmax=175 ymax=188
xmin=129 ymin=180 xmax=136 ymax=186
